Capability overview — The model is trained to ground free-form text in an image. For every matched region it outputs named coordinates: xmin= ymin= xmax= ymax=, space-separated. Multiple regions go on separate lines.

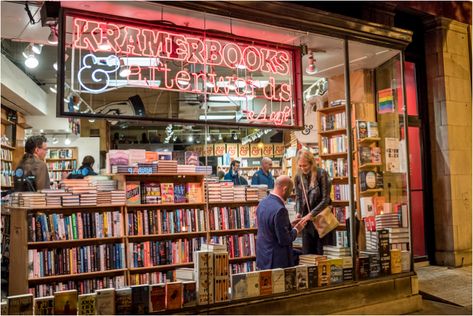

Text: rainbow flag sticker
xmin=378 ymin=88 xmax=395 ymax=113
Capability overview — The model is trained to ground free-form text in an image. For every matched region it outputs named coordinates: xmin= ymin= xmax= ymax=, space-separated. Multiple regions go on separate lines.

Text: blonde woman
xmin=294 ymin=149 xmax=332 ymax=254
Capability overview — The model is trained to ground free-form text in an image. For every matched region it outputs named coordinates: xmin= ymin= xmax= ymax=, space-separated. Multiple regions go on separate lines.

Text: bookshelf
xmin=46 ymin=147 xmax=78 ymax=184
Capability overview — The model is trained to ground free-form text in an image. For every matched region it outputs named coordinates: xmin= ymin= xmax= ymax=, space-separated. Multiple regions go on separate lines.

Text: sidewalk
xmin=415 ymin=264 xmax=472 ymax=314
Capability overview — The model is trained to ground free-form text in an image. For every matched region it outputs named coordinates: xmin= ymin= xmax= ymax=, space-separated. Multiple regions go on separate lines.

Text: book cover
xmin=126 ymin=181 xmax=141 ymax=205
xmin=109 ymin=150 xmax=129 ymax=166
xmin=307 ymin=265 xmax=318 ymax=288
xmin=213 ymin=144 xmax=226 ymax=157
xmin=182 ymin=281 xmax=197 ymax=307
xmin=356 ymin=121 xmax=368 ymax=139
xmin=54 ymin=290 xmax=78 ymax=315
xmin=259 ymin=270 xmax=273 ymax=296
xmin=174 ymin=183 xmax=187 ymax=203
xmin=194 ymin=250 xmax=214 ymax=305
xmin=77 ymin=293 xmax=96 ymax=315
xmin=296 ymin=265 xmax=308 ymax=290
xmin=131 ymin=284 xmax=150 ymax=314
xmin=328 ymin=258 xmax=344 ymax=284
xmin=373 ymin=196 xmax=386 ymax=215
xmin=371 ymin=147 xmax=382 ymax=164
xmin=185 ymin=151 xmax=200 ymax=165
xmin=186 ymin=183 xmax=203 ymax=203
xmin=271 ymin=268 xmax=285 ymax=293
xmin=359 ymin=147 xmax=372 ymax=165
xmin=376 ymin=172 xmax=384 ymax=189
xmin=238 ymin=144 xmax=250 ymax=158
xmin=391 ymin=249 xmax=402 ymax=274
xmin=231 ymin=273 xmax=248 ymax=300
xmin=246 ymin=271 xmax=260 ymax=297
xmin=145 ymin=151 xmax=158 ymax=163
xmin=96 ymin=288 xmax=115 ymax=315
xmin=357 ymin=256 xmax=370 ymax=280
xmin=360 ymin=197 xmax=375 ymax=218
xmin=250 ymin=143 xmax=262 ymax=157
xmin=166 ymin=282 xmax=183 ymax=310
xmin=115 ymin=287 xmax=132 ymax=315
xmin=317 ymin=261 xmax=331 ymax=287
xmin=34 ymin=296 xmax=54 ymax=315
xmin=284 ymin=267 xmax=296 ymax=292
xmin=274 ymin=144 xmax=285 ymax=157
xmin=144 ymin=182 xmax=161 ymax=204
xmin=367 ymin=121 xmax=379 ymax=137
xmin=226 ymin=144 xmax=238 ymax=158
xmin=160 ymin=183 xmax=175 ymax=203
xmin=8 ymin=294 xmax=33 ymax=315
xmin=359 ymin=171 xmax=377 ymax=191
xmin=149 ymin=283 xmax=166 ymax=312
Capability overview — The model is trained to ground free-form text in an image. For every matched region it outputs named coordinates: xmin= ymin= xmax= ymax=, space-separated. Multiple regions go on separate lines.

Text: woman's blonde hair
xmin=295 ymin=149 xmax=318 ymax=187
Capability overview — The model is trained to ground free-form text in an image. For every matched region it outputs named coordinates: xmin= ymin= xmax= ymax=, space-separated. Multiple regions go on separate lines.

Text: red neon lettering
xmin=222 ymin=43 xmax=242 ymax=69
xmin=74 ymin=18 xmax=101 ymax=51
xmin=117 ymin=26 xmax=142 ymax=55
xmin=206 ymin=40 xmax=222 ymax=65
xmin=279 ymin=83 xmax=292 ymax=102
xmin=127 ymin=65 xmax=142 ymax=81
xmin=234 ymin=78 xmax=247 ymax=96
xmin=191 ymin=72 xmax=206 ymax=93
xmin=160 ymin=62 xmax=173 ymax=89
xmin=244 ymin=105 xmax=291 ymax=125
xmin=260 ymin=48 xmax=279 ymax=74
xmin=105 ymin=23 xmax=122 ymax=53
xmin=140 ymin=29 xmax=172 ymax=58
xmin=173 ymin=35 xmax=189 ymax=61
xmin=275 ymin=51 xmax=290 ymax=75
xmin=175 ymin=70 xmax=192 ymax=91
xmin=187 ymin=37 xmax=205 ymax=64
xmin=243 ymin=46 xmax=261 ymax=72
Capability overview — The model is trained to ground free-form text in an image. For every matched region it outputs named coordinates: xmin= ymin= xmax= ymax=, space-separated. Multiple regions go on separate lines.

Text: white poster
xmin=385 ymin=137 xmax=401 ymax=173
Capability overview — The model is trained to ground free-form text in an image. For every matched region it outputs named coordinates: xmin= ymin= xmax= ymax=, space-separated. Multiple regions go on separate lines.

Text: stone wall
xmin=424 ymin=17 xmax=472 ymax=266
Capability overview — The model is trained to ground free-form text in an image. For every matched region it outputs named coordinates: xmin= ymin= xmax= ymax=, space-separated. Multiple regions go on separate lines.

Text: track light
xmin=305 ymin=50 xmax=318 ymax=75
xmin=64 ymin=137 xmax=71 ymax=145
xmin=50 ymin=85 xmax=57 ymax=94
xmin=31 ymin=44 xmax=43 ymax=54
xmin=218 ymin=134 xmax=223 ymax=141
xmin=119 ymin=60 xmax=131 ymax=77
xmin=48 ymin=26 xmax=58 ymax=45
xmin=188 ymin=135 xmax=194 ymax=143
xmin=23 ymin=44 xmax=38 ymax=69
xmin=52 ymin=137 xmax=58 ymax=144
xmin=207 ymin=135 xmax=211 ymax=142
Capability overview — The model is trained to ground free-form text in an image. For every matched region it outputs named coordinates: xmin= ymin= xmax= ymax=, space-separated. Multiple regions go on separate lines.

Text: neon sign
xmin=64 ymin=11 xmax=303 ymax=128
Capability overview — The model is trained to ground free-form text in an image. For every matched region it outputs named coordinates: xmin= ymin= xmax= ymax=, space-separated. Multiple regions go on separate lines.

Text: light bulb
xmin=207 ymin=135 xmax=211 ymax=142
xmin=218 ymin=134 xmax=223 ymax=141
xmin=52 ymin=137 xmax=58 ymax=144
xmin=88 ymin=119 xmax=96 ymax=123
xmin=25 ymin=55 xmax=39 ymax=68
xmin=53 ymin=62 xmax=58 ymax=71
xmin=50 ymin=85 xmax=57 ymax=94
xmin=188 ymin=135 xmax=194 ymax=142
xmin=64 ymin=137 xmax=71 ymax=145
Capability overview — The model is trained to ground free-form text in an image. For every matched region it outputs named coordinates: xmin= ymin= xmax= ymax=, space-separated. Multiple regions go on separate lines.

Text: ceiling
xmin=1 ymin=1 xmax=399 ymax=122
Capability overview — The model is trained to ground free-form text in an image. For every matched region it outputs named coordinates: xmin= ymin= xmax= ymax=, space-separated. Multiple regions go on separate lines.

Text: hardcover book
xmin=391 ymin=249 xmax=402 ymax=274
xmin=174 ymin=183 xmax=187 ymax=203
xmin=34 ymin=296 xmax=54 ymax=315
xmin=182 ymin=281 xmax=197 ymax=307
xmin=166 ymin=282 xmax=183 ymax=310
xmin=143 ymin=182 xmax=161 ymax=204
xmin=115 ymin=287 xmax=132 ymax=315
xmin=317 ymin=261 xmax=331 ymax=287
xmin=186 ymin=183 xmax=203 ymax=203
xmin=296 ymin=265 xmax=308 ymax=290
xmin=126 ymin=181 xmax=141 ymax=205
xmin=360 ymin=197 xmax=375 ymax=218
xmin=328 ymin=258 xmax=344 ymax=284
xmin=149 ymin=284 xmax=166 ymax=312
xmin=359 ymin=147 xmax=372 ymax=165
xmin=131 ymin=284 xmax=150 ymax=314
xmin=259 ymin=270 xmax=273 ymax=296
xmin=54 ymin=290 xmax=78 ymax=315
xmin=307 ymin=265 xmax=318 ymax=288
xmin=356 ymin=121 xmax=368 ymax=139
xmin=231 ymin=273 xmax=248 ymax=300
xmin=96 ymin=288 xmax=115 ymax=315
xmin=246 ymin=271 xmax=260 ymax=297
xmin=367 ymin=121 xmax=379 ymax=137
xmin=8 ymin=294 xmax=33 ymax=315
xmin=371 ymin=147 xmax=382 ymax=164
xmin=271 ymin=268 xmax=285 ymax=293
xmin=284 ymin=267 xmax=297 ymax=292
xmin=160 ymin=183 xmax=175 ymax=203
xmin=77 ymin=293 xmax=96 ymax=316
xmin=359 ymin=171 xmax=377 ymax=191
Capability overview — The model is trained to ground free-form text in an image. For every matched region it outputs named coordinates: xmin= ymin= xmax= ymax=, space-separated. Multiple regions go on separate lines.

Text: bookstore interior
xmin=0 ymin=2 xmax=417 ymax=314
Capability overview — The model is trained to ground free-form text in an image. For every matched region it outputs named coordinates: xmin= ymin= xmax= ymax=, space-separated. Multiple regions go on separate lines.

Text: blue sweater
xmin=251 ymin=168 xmax=274 ymax=189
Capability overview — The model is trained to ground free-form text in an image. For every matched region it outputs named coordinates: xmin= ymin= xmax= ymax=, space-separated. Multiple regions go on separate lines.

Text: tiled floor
xmin=416 ymin=265 xmax=472 ymax=309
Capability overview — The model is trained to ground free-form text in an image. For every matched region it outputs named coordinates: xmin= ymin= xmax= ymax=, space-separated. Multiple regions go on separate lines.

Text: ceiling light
xmin=218 ymin=134 xmax=223 ymax=141
xmin=25 ymin=55 xmax=39 ymax=69
xmin=207 ymin=135 xmax=211 ymax=142
xmin=199 ymin=115 xmax=236 ymax=120
xmin=305 ymin=50 xmax=318 ymax=75
xmin=52 ymin=137 xmax=58 ymax=144
xmin=188 ymin=135 xmax=194 ymax=142
xmin=31 ymin=44 xmax=43 ymax=54
xmin=48 ymin=26 xmax=58 ymax=45
xmin=64 ymin=137 xmax=71 ymax=145
xmin=88 ymin=119 xmax=96 ymax=123
xmin=233 ymin=132 xmax=238 ymax=140
xmin=22 ymin=44 xmax=34 ymax=59
xmin=50 ymin=85 xmax=57 ymax=94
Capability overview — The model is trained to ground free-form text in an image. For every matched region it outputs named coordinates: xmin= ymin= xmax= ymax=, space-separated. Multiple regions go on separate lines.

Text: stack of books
xmin=195 ymin=166 xmax=212 ymax=174
xmin=112 ymin=165 xmax=133 ymax=174
xmin=90 ymin=179 xmax=117 ymax=191
xmin=220 ymin=182 xmax=234 ymax=202
xmin=207 ymin=183 xmax=222 ymax=203
xmin=375 ymin=213 xmax=399 ymax=229
xmin=365 ymin=230 xmax=379 ymax=250
xmin=80 ymin=192 xmax=97 ymax=206
xmin=246 ymin=187 xmax=258 ymax=201
xmin=157 ymin=160 xmax=178 ymax=173
xmin=111 ymin=190 xmax=126 ymax=205
xmin=299 ymin=254 xmax=328 ymax=265
xmin=177 ymin=165 xmax=196 ymax=173
xmin=250 ymin=185 xmax=268 ymax=200
xmin=234 ymin=186 xmax=246 ymax=202
xmin=62 ymin=194 xmax=80 ymax=207
xmin=40 ymin=189 xmax=70 ymax=207
xmin=137 ymin=162 xmax=158 ymax=173
xmin=19 ymin=193 xmax=46 ymax=208
xmin=322 ymin=246 xmax=351 ymax=257
xmin=387 ymin=227 xmax=409 ymax=250
xmin=97 ymin=191 xmax=112 ymax=205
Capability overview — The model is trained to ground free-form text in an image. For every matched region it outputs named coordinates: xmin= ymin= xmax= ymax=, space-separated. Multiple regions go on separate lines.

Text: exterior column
xmin=424 ymin=17 xmax=472 ymax=266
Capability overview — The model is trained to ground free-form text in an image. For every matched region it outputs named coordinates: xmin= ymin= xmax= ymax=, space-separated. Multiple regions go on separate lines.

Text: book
xmin=284 ymin=267 xmax=296 ymax=292
xmin=328 ymin=258 xmax=344 ymax=284
xmin=391 ymin=249 xmax=402 ymax=274
xmin=77 ymin=293 xmax=96 ymax=315
xmin=359 ymin=147 xmax=372 ymax=165
xmin=176 ymin=268 xmax=195 ymax=281
xmin=296 ymin=265 xmax=308 ymax=290
xmin=307 ymin=265 xmax=318 ymax=288
xmin=115 ymin=287 xmax=132 ymax=315
xmin=96 ymin=288 xmax=115 ymax=315
xmin=34 ymin=296 xmax=54 ymax=315
xmin=149 ymin=284 xmax=166 ymax=312
xmin=131 ymin=284 xmax=150 ymax=314
xmin=186 ymin=182 xmax=203 ymax=203
xmin=356 ymin=120 xmax=368 ymax=139
xmin=160 ymin=183 xmax=175 ymax=203
xmin=183 ymin=281 xmax=197 ymax=307
xmin=194 ymin=251 xmax=214 ymax=304
xmin=367 ymin=121 xmax=379 ymax=137
xmin=126 ymin=181 xmax=141 ymax=204
xmin=259 ymin=270 xmax=273 ymax=296
xmin=371 ymin=147 xmax=382 ymax=164
xmin=174 ymin=183 xmax=187 ymax=203
xmin=271 ymin=268 xmax=285 ymax=293
xmin=360 ymin=197 xmax=375 ymax=218
xmin=54 ymin=290 xmax=78 ymax=315
xmin=166 ymin=282 xmax=183 ymax=310
xmin=8 ymin=294 xmax=33 ymax=315
xmin=357 ymin=256 xmax=370 ymax=280
xmin=359 ymin=171 xmax=377 ymax=191
xmin=231 ymin=273 xmax=248 ymax=300
xmin=246 ymin=271 xmax=260 ymax=297
xmin=317 ymin=261 xmax=331 ymax=287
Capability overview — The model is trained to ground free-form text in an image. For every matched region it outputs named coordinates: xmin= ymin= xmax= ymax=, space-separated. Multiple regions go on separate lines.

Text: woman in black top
xmin=294 ymin=149 xmax=332 ymax=255
xmin=67 ymin=155 xmax=97 ymax=179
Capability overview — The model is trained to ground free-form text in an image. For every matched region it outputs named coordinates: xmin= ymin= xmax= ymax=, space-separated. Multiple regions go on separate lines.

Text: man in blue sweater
xmin=251 ymin=157 xmax=274 ymax=189
xmin=256 ymin=175 xmax=308 ymax=269
xmin=223 ymin=160 xmax=248 ymax=185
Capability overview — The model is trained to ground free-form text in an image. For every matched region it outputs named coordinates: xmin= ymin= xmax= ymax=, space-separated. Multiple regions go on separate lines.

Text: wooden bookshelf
xmin=319 ymin=152 xmax=347 ymax=159
xmin=358 ymin=137 xmax=381 ymax=145
xmin=28 ymin=269 xmax=127 ymax=284
xmin=127 ymin=232 xmax=207 ymax=241
xmin=210 ymin=228 xmax=258 ymax=235
xmin=359 ymin=188 xmax=383 ymax=196
xmin=359 ymin=162 xmax=383 ymax=170
xmin=208 ymin=201 xmax=259 ymax=207
xmin=317 ymin=104 xmax=346 ymax=114
xmin=28 ymin=237 xmax=124 ymax=248
xmin=229 ymin=256 xmax=256 ymax=263
xmin=126 ymin=202 xmax=206 ymax=208
xmin=128 ymin=263 xmax=194 ymax=273
xmin=319 ymin=128 xmax=347 ymax=137
xmin=46 ymin=147 xmax=78 ymax=184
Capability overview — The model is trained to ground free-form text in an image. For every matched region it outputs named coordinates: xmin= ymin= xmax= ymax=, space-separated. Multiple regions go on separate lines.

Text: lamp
xmin=48 ymin=25 xmax=58 ymax=45
xmin=64 ymin=137 xmax=71 ymax=145
xmin=23 ymin=44 xmax=38 ymax=69
xmin=305 ymin=50 xmax=318 ymax=75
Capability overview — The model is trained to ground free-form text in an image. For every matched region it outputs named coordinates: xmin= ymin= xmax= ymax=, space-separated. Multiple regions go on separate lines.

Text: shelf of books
xmin=1 ymin=144 xmax=14 ymax=189
xmin=46 ymin=147 xmax=78 ymax=184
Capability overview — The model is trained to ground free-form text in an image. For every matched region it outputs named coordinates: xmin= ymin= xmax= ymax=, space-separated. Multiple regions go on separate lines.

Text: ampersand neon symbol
xmin=78 ymin=54 xmax=120 ymax=93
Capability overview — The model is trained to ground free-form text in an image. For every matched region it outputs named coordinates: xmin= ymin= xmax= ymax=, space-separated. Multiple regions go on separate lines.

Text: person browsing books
xmin=14 ymin=135 xmax=50 ymax=191
xmin=294 ymin=149 xmax=332 ymax=255
xmin=67 ymin=155 xmax=97 ymax=179
xmin=251 ymin=157 xmax=275 ymax=189
xmin=256 ymin=175 xmax=308 ymax=269
xmin=223 ymin=160 xmax=248 ymax=185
